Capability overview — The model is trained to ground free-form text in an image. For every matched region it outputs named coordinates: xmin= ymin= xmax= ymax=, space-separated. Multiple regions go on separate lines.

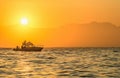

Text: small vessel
xmin=13 ymin=41 xmax=43 ymax=51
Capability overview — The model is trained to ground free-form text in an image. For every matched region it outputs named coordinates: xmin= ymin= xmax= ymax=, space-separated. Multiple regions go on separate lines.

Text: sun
xmin=21 ymin=18 xmax=28 ymax=25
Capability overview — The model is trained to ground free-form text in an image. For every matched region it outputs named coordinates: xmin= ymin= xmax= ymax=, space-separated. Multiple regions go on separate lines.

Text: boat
xmin=13 ymin=41 xmax=43 ymax=51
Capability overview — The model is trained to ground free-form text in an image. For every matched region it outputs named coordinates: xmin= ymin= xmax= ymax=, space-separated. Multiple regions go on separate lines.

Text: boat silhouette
xmin=13 ymin=41 xmax=43 ymax=51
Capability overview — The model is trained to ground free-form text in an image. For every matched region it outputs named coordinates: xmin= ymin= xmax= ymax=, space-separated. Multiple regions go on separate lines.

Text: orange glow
xmin=0 ymin=0 xmax=120 ymax=47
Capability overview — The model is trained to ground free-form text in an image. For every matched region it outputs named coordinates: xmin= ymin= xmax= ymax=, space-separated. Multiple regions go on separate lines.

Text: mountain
xmin=48 ymin=22 xmax=120 ymax=47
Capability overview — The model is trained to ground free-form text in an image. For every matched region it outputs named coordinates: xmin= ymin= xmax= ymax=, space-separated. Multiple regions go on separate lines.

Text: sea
xmin=0 ymin=47 xmax=120 ymax=78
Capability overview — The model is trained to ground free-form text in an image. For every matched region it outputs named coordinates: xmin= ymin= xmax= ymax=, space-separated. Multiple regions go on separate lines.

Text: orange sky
xmin=0 ymin=0 xmax=120 ymax=47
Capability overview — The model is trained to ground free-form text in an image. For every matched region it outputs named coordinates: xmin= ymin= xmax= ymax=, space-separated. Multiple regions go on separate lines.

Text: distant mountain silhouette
xmin=49 ymin=21 xmax=120 ymax=47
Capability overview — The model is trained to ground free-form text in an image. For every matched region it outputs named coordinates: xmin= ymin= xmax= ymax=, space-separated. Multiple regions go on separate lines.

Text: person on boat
xmin=21 ymin=41 xmax=34 ymax=49
xmin=16 ymin=46 xmax=20 ymax=49
xmin=21 ymin=40 xmax=27 ymax=49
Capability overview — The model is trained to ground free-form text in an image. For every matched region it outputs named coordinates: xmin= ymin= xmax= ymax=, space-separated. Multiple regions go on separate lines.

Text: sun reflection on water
xmin=0 ymin=48 xmax=120 ymax=78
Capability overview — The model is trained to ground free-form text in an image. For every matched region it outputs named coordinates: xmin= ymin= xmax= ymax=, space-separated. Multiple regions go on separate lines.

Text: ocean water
xmin=0 ymin=48 xmax=120 ymax=78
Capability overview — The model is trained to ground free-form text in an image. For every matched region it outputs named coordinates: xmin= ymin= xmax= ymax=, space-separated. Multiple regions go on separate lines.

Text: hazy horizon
xmin=0 ymin=0 xmax=120 ymax=47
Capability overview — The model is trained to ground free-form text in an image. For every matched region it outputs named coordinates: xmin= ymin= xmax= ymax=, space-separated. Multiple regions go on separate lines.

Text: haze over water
xmin=0 ymin=0 xmax=120 ymax=78
xmin=0 ymin=47 xmax=120 ymax=78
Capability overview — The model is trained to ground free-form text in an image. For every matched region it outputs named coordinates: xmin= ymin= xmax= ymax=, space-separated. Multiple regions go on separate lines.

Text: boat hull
xmin=13 ymin=47 xmax=43 ymax=51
